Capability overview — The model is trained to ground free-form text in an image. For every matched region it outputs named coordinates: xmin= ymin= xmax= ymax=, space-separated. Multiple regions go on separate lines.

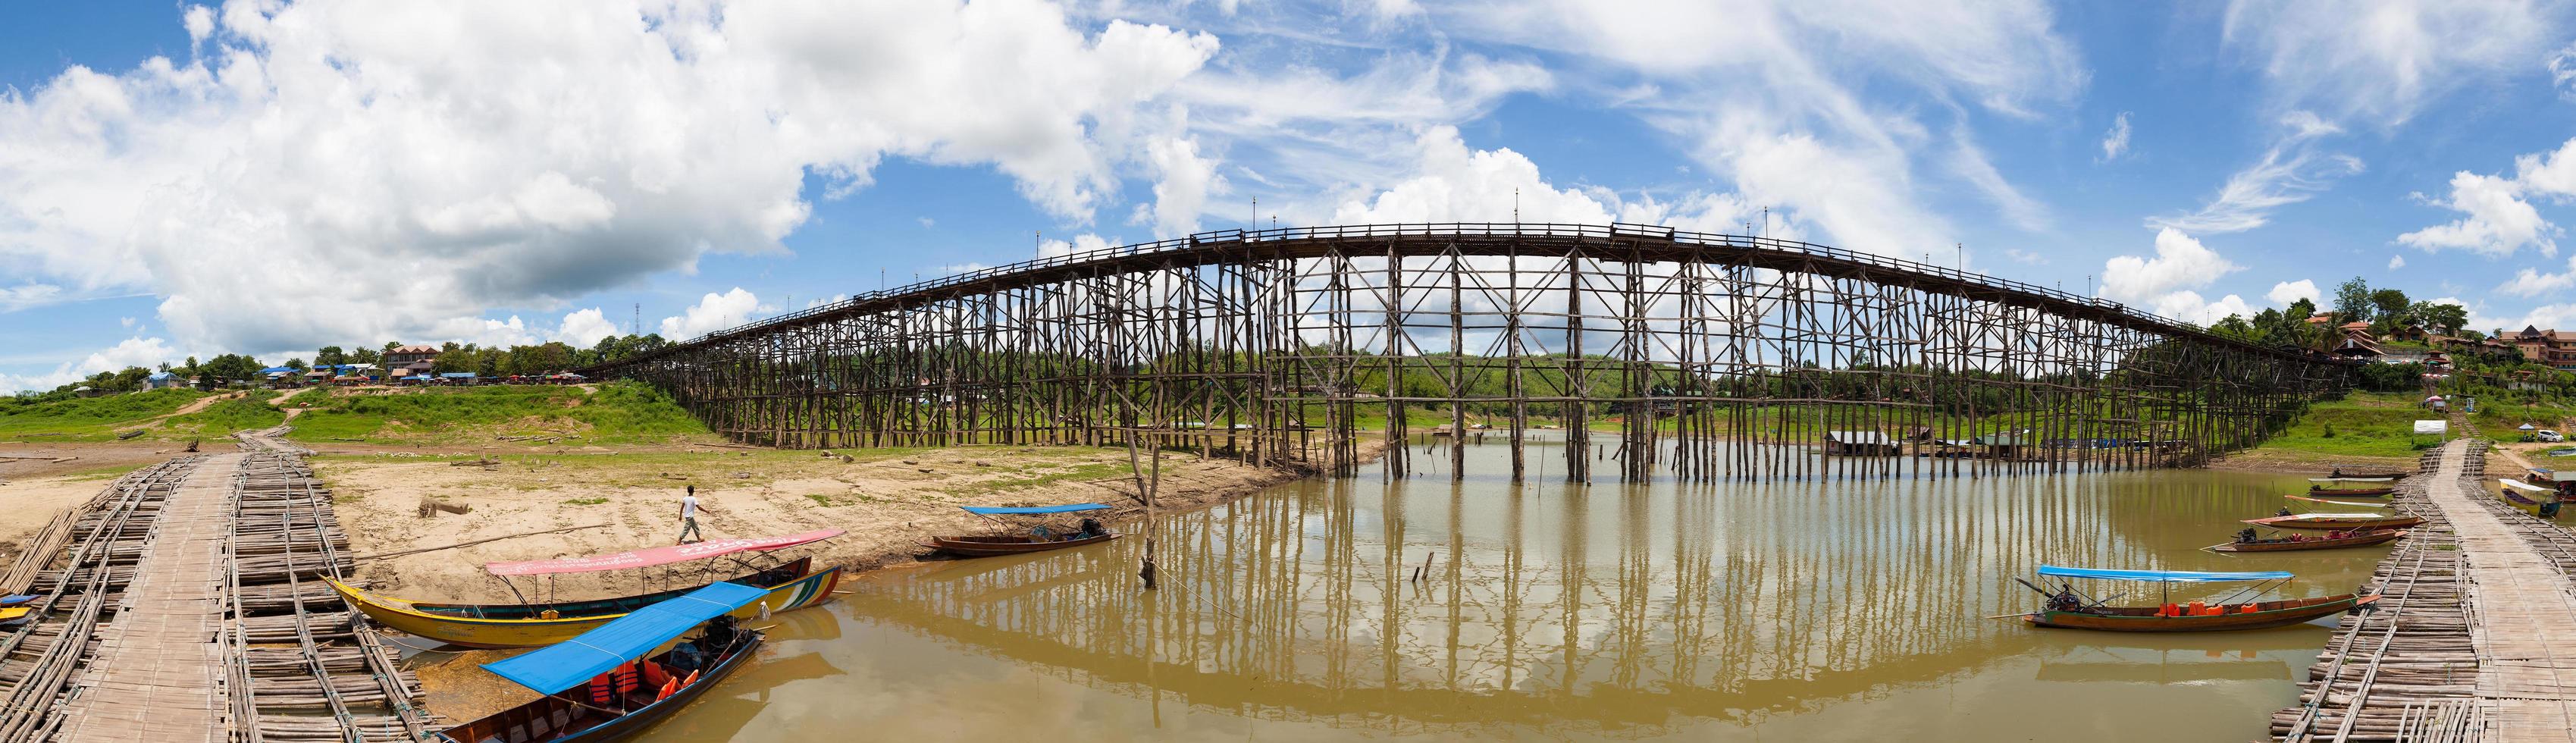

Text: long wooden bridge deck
xmin=2274 ymin=439 xmax=2576 ymax=741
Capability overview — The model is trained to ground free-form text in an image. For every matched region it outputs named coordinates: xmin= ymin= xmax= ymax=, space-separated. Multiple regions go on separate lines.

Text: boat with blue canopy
xmin=438 ymin=582 xmax=768 ymax=742
xmin=2013 ymin=565 xmax=2375 ymax=632
xmin=929 ymin=502 xmax=1120 ymax=557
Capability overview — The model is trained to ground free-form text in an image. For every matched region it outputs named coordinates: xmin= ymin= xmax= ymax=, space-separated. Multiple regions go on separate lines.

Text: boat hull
xmin=2026 ymin=594 xmax=2374 ymax=632
xmin=2308 ymin=487 xmax=2394 ymax=497
xmin=2211 ymin=529 xmax=2407 ymax=552
xmin=436 ymin=631 xmax=764 ymax=742
xmin=412 ymin=557 xmax=813 ymax=620
xmin=928 ymin=532 xmax=1120 ymax=557
xmin=2242 ymin=515 xmax=2424 ymax=531
xmin=331 ymin=568 xmax=840 ymax=649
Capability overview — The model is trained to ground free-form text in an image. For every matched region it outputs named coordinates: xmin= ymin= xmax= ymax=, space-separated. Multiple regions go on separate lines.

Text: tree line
xmin=11 ymin=334 xmax=673 ymax=401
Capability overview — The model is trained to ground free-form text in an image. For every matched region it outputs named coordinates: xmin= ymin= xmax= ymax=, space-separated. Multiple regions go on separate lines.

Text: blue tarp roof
xmin=961 ymin=503 xmax=1111 ymax=516
xmin=440 ymin=372 xmax=477 ymax=378
xmin=258 ymin=366 xmax=295 ymax=375
xmin=480 ymin=582 xmax=764 ymax=694
xmin=2037 ymin=566 xmax=2292 ymax=582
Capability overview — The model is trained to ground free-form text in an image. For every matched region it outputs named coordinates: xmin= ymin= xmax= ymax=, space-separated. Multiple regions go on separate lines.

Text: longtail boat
xmin=2017 ymin=566 xmax=2374 ymax=632
xmin=2241 ymin=513 xmax=2424 ymax=531
xmin=2499 ymin=478 xmax=2563 ymax=519
xmin=2306 ymin=484 xmax=2395 ymax=497
xmin=440 ymin=582 xmax=767 ymax=742
xmin=2285 ymin=494 xmax=2393 ymax=508
xmin=2310 ymin=475 xmax=2398 ymax=484
xmin=331 ymin=530 xmax=845 ymax=648
xmin=2328 ymin=466 xmax=2408 ymax=481
xmin=929 ymin=503 xmax=1121 ymax=558
xmin=2208 ymin=528 xmax=2407 ymax=553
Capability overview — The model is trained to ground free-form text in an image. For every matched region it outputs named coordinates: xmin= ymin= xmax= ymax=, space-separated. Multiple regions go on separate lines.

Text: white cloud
xmin=2267 ymin=279 xmax=2321 ymax=306
xmin=1038 ymin=234 xmax=1117 ymax=259
xmin=1948 ymin=125 xmax=2051 ymax=232
xmin=2004 ymin=248 xmax=2048 ymax=265
xmin=2554 ymin=41 xmax=2576 ymax=99
xmin=2098 ymin=111 xmax=2132 ymax=161
xmin=2399 ymin=136 xmax=2576 ymax=256
xmin=658 ymin=288 xmax=761 ymax=340
xmin=555 ymin=308 xmax=620 ymax=347
xmin=2148 ymin=111 xmax=2361 ymax=234
xmin=0 ymin=284 xmax=65 ymax=312
xmin=2101 ymin=228 xmax=2243 ymax=303
xmin=2222 ymin=0 xmax=2562 ymax=125
xmin=0 ymin=1 xmax=1223 ymax=360
xmin=2149 ymin=290 xmax=2258 ymax=325
xmin=2388 ymin=254 xmax=2407 ymax=269
xmin=1329 ymin=127 xmax=1771 ymax=238
xmin=2499 ymin=255 xmax=2576 ymax=297
xmin=1431 ymin=0 xmax=2082 ymax=257
xmin=0 ymin=337 xmax=181 ymax=393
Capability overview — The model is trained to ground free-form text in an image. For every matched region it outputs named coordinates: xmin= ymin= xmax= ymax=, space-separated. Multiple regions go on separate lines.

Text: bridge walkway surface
xmin=2273 ymin=439 xmax=2576 ymax=741
xmin=50 ymin=453 xmax=240 ymax=742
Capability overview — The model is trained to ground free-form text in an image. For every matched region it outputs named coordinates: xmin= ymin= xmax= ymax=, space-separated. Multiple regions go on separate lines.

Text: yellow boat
xmin=327 ymin=566 xmax=841 ymax=648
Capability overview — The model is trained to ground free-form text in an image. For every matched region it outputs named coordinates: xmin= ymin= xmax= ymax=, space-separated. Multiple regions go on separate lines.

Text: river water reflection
xmin=640 ymin=437 xmax=2382 ymax=741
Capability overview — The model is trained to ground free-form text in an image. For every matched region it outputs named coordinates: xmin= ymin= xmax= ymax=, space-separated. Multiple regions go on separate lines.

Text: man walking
xmin=678 ymin=485 xmax=716 ymax=544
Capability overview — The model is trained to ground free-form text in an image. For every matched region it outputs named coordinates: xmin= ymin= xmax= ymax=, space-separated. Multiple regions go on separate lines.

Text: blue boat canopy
xmin=480 ymin=582 xmax=765 ymax=694
xmin=2038 ymin=566 xmax=2292 ymax=582
xmin=961 ymin=503 xmax=1111 ymax=516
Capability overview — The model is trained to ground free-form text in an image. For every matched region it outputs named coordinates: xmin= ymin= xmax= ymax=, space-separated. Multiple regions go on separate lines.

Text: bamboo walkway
xmin=49 ymin=453 xmax=240 ymax=741
xmin=0 ymin=429 xmax=428 ymax=743
xmin=2274 ymin=439 xmax=2576 ymax=741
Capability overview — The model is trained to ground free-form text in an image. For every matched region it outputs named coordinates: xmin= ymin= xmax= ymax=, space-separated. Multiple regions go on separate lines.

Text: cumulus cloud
xmin=554 ymin=308 xmax=621 ymax=347
xmin=2148 ymin=290 xmax=2258 ymax=325
xmin=2267 ymin=279 xmax=2321 ymax=306
xmin=2148 ymin=111 xmax=2361 ymax=234
xmin=2222 ymin=0 xmax=2564 ymax=125
xmin=658 ymin=288 xmax=761 ymax=340
xmin=2099 ymin=112 xmax=2132 ymax=161
xmin=2101 ymin=228 xmax=2243 ymax=303
xmin=2399 ymin=136 xmax=2576 ymax=256
xmin=2499 ymin=255 xmax=2576 ymax=297
xmin=0 ymin=337 xmax=182 ymax=393
xmin=2388 ymin=254 xmax=2407 ymax=269
xmin=1330 ymin=127 xmax=1772 ymax=237
xmin=0 ymin=1 xmax=1221 ymax=358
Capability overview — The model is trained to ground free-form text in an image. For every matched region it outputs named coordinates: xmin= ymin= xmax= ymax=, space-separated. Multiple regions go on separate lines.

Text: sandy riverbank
xmin=2204 ymin=448 xmax=2418 ymax=475
xmin=324 ymin=440 xmax=1380 ymax=604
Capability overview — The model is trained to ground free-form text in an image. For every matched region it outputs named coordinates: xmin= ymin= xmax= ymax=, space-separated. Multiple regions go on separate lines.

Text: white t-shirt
xmin=682 ymin=494 xmax=700 ymax=519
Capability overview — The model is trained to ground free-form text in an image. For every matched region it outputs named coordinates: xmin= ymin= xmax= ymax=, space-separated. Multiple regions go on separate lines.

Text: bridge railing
xmin=653 ymin=222 xmax=2285 ymax=359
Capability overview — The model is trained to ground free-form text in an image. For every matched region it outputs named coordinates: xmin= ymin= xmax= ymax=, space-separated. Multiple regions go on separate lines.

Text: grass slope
xmin=164 ymin=390 xmax=286 ymax=437
xmin=0 ymin=389 xmax=211 ymax=440
xmin=284 ymin=382 xmax=710 ymax=446
xmin=2249 ymin=392 xmax=2462 ymax=460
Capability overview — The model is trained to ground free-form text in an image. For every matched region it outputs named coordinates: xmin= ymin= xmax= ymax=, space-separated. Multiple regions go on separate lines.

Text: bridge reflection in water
xmin=660 ymin=439 xmax=2383 ymax=741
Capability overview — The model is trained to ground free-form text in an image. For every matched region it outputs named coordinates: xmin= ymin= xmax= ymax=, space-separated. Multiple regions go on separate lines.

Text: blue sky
xmin=5 ymin=1 xmax=2576 ymax=390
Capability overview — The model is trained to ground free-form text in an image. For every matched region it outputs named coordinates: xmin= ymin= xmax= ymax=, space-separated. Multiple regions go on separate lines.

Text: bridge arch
xmin=585 ymin=223 xmax=2348 ymax=481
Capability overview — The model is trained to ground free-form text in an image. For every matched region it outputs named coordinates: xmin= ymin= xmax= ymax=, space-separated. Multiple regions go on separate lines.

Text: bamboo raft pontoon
xmin=2270 ymin=440 xmax=2576 ymax=741
xmin=0 ymin=427 xmax=430 ymax=743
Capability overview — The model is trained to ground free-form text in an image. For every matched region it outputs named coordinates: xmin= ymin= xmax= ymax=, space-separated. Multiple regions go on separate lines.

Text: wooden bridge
xmin=585 ymin=222 xmax=2353 ymax=481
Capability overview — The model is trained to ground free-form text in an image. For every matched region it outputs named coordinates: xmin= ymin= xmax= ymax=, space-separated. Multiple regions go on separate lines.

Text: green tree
xmin=2368 ymin=288 xmax=2411 ymax=328
xmin=2418 ymin=302 xmax=2469 ymax=334
xmin=314 ymin=345 xmax=347 ymax=367
xmin=285 ymin=358 xmax=309 ymax=372
xmin=2333 ymin=277 xmax=2372 ymax=323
